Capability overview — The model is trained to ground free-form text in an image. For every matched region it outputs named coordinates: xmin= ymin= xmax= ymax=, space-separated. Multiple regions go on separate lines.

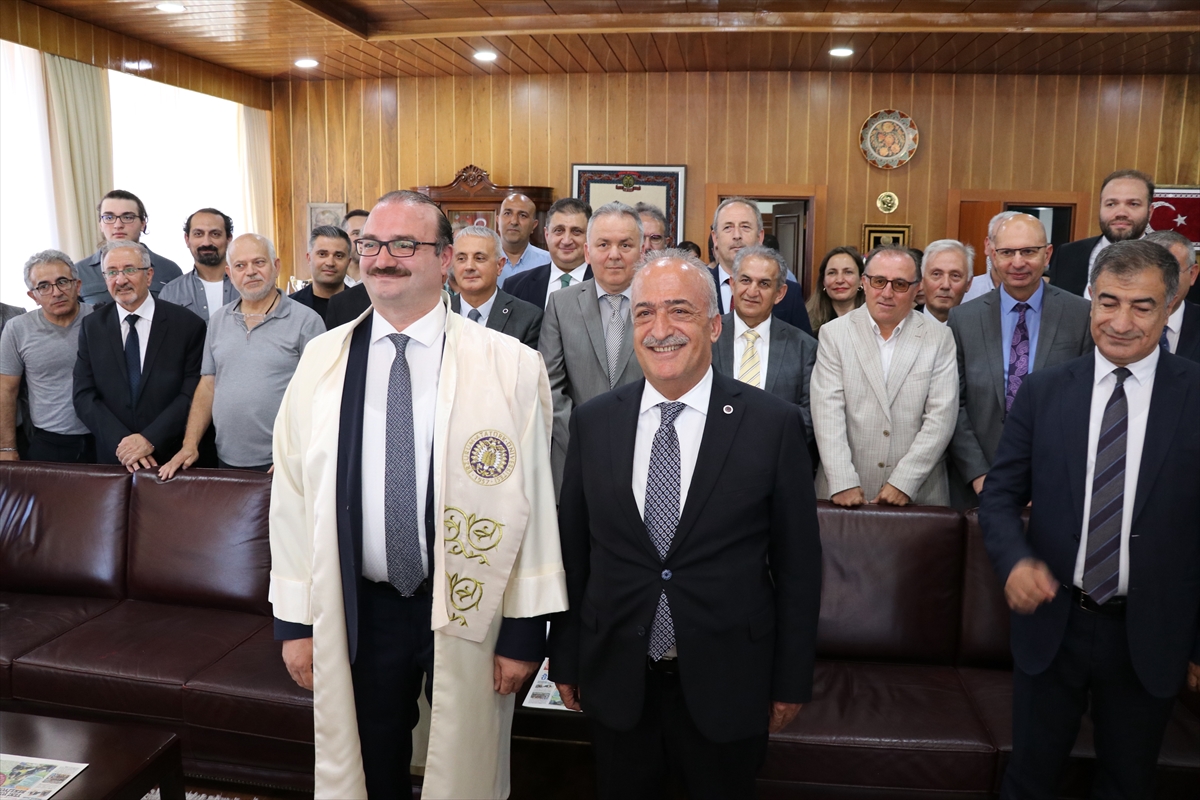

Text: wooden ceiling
xmin=27 ymin=1 xmax=1200 ymax=79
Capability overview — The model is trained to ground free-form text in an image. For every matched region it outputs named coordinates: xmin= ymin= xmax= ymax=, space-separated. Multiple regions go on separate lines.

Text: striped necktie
xmin=1082 ymin=367 xmax=1131 ymax=605
xmin=603 ymin=294 xmax=624 ymax=388
xmin=738 ymin=329 xmax=762 ymax=388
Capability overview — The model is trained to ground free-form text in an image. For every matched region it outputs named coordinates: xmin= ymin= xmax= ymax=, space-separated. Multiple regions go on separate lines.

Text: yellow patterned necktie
xmin=738 ymin=329 xmax=761 ymax=388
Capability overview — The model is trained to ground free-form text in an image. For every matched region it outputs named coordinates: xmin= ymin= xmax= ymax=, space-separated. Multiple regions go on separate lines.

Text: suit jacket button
xmin=661 ymin=569 xmax=672 ymax=580
xmin=878 ymin=462 xmax=886 ymax=468
xmin=637 ymin=626 xmax=645 ymax=636
xmin=883 ymin=430 xmax=890 ymax=436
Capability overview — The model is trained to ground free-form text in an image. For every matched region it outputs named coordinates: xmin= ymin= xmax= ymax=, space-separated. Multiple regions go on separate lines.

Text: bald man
xmin=497 ymin=192 xmax=551 ymax=288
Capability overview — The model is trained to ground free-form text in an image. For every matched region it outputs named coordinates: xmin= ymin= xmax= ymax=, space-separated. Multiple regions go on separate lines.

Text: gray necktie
xmin=603 ymin=294 xmax=624 ymax=388
xmin=646 ymin=401 xmax=686 ymax=661
xmin=384 ymin=333 xmax=425 ymax=595
xmin=1083 ymin=367 xmax=1130 ymax=605
xmin=467 ymin=308 xmax=482 ymax=324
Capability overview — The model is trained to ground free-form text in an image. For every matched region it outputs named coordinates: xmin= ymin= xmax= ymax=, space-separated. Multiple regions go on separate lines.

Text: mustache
xmin=367 ymin=266 xmax=412 ymax=277
xmin=1098 ymin=326 xmax=1143 ymax=341
xmin=641 ymin=333 xmax=690 ymax=348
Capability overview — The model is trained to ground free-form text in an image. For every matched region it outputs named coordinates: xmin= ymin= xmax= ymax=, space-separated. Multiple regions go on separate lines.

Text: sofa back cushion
xmin=0 ymin=463 xmax=129 ymax=598
xmin=958 ymin=510 xmax=1014 ymax=668
xmin=127 ymin=469 xmax=272 ymax=615
xmin=815 ymin=503 xmax=964 ymax=664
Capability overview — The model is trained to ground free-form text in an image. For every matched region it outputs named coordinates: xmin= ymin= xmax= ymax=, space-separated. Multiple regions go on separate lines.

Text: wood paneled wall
xmin=0 ymin=0 xmax=270 ymax=109
xmin=271 ymin=71 xmax=1199 ymax=277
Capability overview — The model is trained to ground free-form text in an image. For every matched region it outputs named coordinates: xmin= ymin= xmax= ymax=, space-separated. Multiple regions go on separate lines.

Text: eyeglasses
xmin=645 ymin=234 xmax=665 ymax=245
xmin=356 ymin=238 xmax=438 ymax=258
xmin=993 ymin=245 xmax=1049 ymax=261
xmin=100 ymin=213 xmax=143 ymax=225
xmin=102 ymin=266 xmax=151 ymax=279
xmin=31 ymin=277 xmax=77 ymax=295
xmin=863 ymin=274 xmax=916 ymax=293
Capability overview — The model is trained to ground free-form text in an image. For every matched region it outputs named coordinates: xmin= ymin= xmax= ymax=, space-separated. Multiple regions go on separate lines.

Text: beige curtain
xmin=43 ymin=53 xmax=112 ymax=262
xmin=238 ymin=105 xmax=275 ymax=239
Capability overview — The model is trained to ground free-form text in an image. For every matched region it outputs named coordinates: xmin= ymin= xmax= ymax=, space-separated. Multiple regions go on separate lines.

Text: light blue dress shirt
xmin=999 ymin=281 xmax=1044 ymax=382
xmin=497 ymin=243 xmax=551 ymax=288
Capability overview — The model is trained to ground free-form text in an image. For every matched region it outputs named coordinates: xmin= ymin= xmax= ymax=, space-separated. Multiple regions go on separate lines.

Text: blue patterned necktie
xmin=1159 ymin=327 xmax=1170 ymax=354
xmin=1005 ymin=303 xmax=1030 ymax=412
xmin=124 ymin=314 xmax=141 ymax=403
xmin=384 ymin=333 xmax=425 ymax=595
xmin=645 ymin=401 xmax=686 ymax=661
xmin=1083 ymin=367 xmax=1131 ymax=605
xmin=467 ymin=308 xmax=482 ymax=324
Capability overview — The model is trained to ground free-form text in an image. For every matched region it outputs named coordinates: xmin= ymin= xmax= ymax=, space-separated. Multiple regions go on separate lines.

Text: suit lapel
xmin=139 ymin=306 xmax=169 ymax=398
xmin=668 ymin=375 xmax=743 ymax=560
xmin=1061 ymin=359 xmax=1093 ymax=521
xmin=1132 ymin=356 xmax=1187 ymax=524
xmin=1177 ymin=302 xmax=1200 ymax=361
xmin=848 ymin=310 xmax=891 ymax=416
xmin=885 ymin=314 xmax=924 ymax=405
xmin=709 ymin=267 xmax=726 ymax=314
xmin=578 ymin=282 xmax=609 ymax=374
xmin=1033 ymin=287 xmax=1063 ymax=370
xmin=450 ymin=295 xmax=462 ymax=314
xmin=714 ymin=315 xmax=735 ymax=377
xmin=104 ymin=304 xmax=131 ymax=394
xmin=981 ymin=291 xmax=1007 ymax=412
xmin=765 ymin=317 xmax=789 ymax=393
xmin=486 ymin=293 xmax=511 ymax=334
xmin=610 ymin=381 xmax=659 ymax=561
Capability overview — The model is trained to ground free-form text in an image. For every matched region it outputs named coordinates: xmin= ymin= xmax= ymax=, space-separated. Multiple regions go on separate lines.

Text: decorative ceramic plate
xmin=860 ymin=109 xmax=919 ymax=169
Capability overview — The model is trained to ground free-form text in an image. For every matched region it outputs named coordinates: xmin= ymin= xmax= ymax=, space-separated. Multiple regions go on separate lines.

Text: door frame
xmin=705 ymin=183 xmax=827 ymax=297
xmin=946 ymin=189 xmax=1093 ymax=243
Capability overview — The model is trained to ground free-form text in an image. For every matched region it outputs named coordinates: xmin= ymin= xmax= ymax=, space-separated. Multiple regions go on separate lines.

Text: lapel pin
xmin=723 ymin=404 xmax=733 ymax=414
xmin=502 ymin=308 xmax=509 ymax=314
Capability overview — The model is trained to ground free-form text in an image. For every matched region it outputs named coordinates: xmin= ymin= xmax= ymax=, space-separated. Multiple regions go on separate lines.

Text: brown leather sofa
xmin=2 ymin=463 xmax=1198 ymax=797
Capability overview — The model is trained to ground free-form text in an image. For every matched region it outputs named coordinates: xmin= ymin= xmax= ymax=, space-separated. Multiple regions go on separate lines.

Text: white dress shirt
xmin=361 ymin=302 xmax=446 ymax=583
xmin=1072 ymin=347 xmax=1158 ymax=596
xmin=922 ymin=305 xmax=947 ymax=325
xmin=116 ymin=293 xmax=155 ymax=369
xmin=717 ymin=267 xmax=734 ymax=313
xmin=459 ymin=289 xmax=498 ymax=326
xmin=544 ymin=262 xmax=590 ymax=308
xmin=1163 ymin=302 xmax=1184 ymax=354
xmin=868 ymin=314 xmax=907 ymax=383
xmin=633 ymin=367 xmax=712 ymax=518
xmin=732 ymin=313 xmax=771 ymax=387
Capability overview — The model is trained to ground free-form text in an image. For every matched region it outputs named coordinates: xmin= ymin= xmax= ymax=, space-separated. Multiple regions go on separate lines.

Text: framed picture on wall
xmin=308 ymin=202 xmax=346 ymax=234
xmin=573 ymin=165 xmax=686 ymax=245
xmin=1151 ymin=186 xmax=1200 ymax=250
xmin=862 ymin=223 xmax=912 ymax=253
xmin=446 ymin=209 xmax=497 ymax=234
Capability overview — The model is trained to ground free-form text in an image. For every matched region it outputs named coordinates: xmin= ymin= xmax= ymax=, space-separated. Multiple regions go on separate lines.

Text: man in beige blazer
xmin=811 ymin=245 xmax=959 ymax=507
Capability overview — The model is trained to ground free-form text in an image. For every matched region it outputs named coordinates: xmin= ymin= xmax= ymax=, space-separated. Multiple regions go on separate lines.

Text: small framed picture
xmin=308 ymin=202 xmax=346 ymax=234
xmin=573 ymin=164 xmax=686 ymax=245
xmin=447 ymin=209 xmax=497 ymax=234
xmin=862 ymin=223 xmax=912 ymax=253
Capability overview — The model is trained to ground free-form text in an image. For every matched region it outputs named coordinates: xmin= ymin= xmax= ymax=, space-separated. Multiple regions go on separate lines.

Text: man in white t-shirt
xmin=159 ymin=207 xmax=236 ymax=323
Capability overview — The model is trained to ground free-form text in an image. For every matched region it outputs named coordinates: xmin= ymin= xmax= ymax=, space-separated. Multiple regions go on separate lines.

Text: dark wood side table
xmin=0 ymin=712 xmax=185 ymax=800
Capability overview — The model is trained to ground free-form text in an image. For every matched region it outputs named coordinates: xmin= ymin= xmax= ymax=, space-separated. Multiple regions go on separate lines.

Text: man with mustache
xmin=290 ymin=225 xmax=352 ymax=326
xmin=1049 ymin=169 xmax=1154 ymax=297
xmin=549 ymin=250 xmax=821 ymax=799
xmin=158 ymin=234 xmax=324 ymax=476
xmin=159 ymin=208 xmax=237 ymax=323
xmin=495 ymin=192 xmax=551 ymax=288
xmin=76 ymin=189 xmax=183 ymax=306
xmin=948 ymin=214 xmax=1092 ymax=509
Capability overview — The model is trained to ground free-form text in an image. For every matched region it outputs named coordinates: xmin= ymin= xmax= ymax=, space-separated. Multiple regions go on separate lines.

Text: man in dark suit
xmin=549 ymin=250 xmax=822 ymax=800
xmin=74 ymin=241 xmax=205 ymax=470
xmin=980 ymin=239 xmax=1200 ymax=798
xmin=449 ymin=225 xmax=543 ymax=348
xmin=504 ymin=197 xmax=594 ymax=309
xmin=709 ymin=197 xmax=813 ymax=336
xmin=948 ymin=214 xmax=1092 ymax=509
xmin=1146 ymin=230 xmax=1200 ymax=364
xmin=325 ymin=280 xmax=371 ymax=328
xmin=711 ymin=245 xmax=817 ymax=448
xmin=1048 ymin=169 xmax=1153 ymax=297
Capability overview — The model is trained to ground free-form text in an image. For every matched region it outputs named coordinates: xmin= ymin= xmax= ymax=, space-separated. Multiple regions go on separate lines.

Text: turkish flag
xmin=1150 ymin=189 xmax=1200 ymax=244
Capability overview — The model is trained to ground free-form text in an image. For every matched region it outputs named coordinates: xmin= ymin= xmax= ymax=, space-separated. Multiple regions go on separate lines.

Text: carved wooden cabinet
xmin=413 ymin=165 xmax=555 ymax=248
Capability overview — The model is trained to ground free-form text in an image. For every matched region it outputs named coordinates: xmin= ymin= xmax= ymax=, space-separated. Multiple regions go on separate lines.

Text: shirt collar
xmin=1000 ymin=280 xmax=1045 ymax=313
xmin=595 ymin=281 xmax=632 ymax=301
xmin=462 ymin=289 xmax=498 ymax=318
xmin=1166 ymin=301 xmax=1185 ymax=334
xmin=370 ymin=299 xmax=447 ymax=348
xmin=922 ymin=305 xmax=946 ymax=324
xmin=117 ymin=293 xmax=155 ymax=324
xmin=639 ymin=366 xmax=714 ymax=417
xmin=733 ymin=312 xmax=771 ymax=339
xmin=551 ymin=260 xmax=588 ymax=279
xmin=1093 ymin=345 xmax=1159 ymax=389
xmin=868 ymin=311 xmax=907 ymax=341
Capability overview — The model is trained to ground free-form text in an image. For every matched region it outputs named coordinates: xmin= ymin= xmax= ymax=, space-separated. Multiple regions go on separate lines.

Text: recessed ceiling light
xmin=155 ymin=3 xmax=186 ymax=12
xmin=830 ymin=47 xmax=854 ymax=57
xmin=295 ymin=58 xmax=319 ymax=69
xmin=123 ymin=60 xmax=152 ymax=71
xmin=473 ymin=51 xmax=498 ymax=62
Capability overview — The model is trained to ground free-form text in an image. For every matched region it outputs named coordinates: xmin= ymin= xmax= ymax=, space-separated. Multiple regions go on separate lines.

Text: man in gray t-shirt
xmin=1 ymin=250 xmax=96 ymax=463
xmin=159 ymin=233 xmax=325 ymax=475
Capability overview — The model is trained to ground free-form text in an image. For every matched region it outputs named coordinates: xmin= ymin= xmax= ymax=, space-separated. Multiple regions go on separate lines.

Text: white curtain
xmin=238 ymin=105 xmax=275 ymax=239
xmin=0 ymin=42 xmax=59 ymax=309
xmin=43 ymin=52 xmax=113 ymax=262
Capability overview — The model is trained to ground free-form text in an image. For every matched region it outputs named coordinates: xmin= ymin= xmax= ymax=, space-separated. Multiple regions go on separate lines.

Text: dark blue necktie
xmin=384 ymin=333 xmax=425 ymax=595
xmin=646 ymin=401 xmax=686 ymax=660
xmin=1159 ymin=327 xmax=1170 ymax=354
xmin=1083 ymin=367 xmax=1131 ymax=605
xmin=124 ymin=314 xmax=141 ymax=403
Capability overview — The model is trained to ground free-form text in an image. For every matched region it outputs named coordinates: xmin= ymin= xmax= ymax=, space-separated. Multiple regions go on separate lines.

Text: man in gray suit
xmin=712 ymin=245 xmax=817 ymax=448
xmin=449 ymin=225 xmax=543 ymax=349
xmin=539 ymin=202 xmax=645 ymax=494
xmin=948 ymin=212 xmax=1092 ymax=509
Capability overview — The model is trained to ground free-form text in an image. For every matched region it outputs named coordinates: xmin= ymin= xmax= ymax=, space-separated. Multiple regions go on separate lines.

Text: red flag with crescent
xmin=1150 ymin=189 xmax=1200 ymax=244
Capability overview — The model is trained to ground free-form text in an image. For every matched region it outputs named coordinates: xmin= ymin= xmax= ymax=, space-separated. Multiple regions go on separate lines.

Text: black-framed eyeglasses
xmin=355 ymin=238 xmax=438 ymax=258
xmin=102 ymin=266 xmax=151 ymax=279
xmin=32 ymin=277 xmax=78 ymax=295
xmin=99 ymin=212 xmax=143 ymax=224
xmin=863 ymin=274 xmax=916 ymax=293
xmin=993 ymin=245 xmax=1049 ymax=261
xmin=645 ymin=234 xmax=666 ymax=244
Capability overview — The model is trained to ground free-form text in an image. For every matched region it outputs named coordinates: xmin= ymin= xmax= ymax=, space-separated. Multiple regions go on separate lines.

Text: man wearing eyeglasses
xmin=1 ymin=251 xmax=94 ymax=463
xmin=947 ymin=213 xmax=1092 ymax=509
xmin=73 ymin=240 xmax=205 ymax=471
xmin=811 ymin=245 xmax=959 ymax=507
xmin=636 ymin=202 xmax=670 ymax=253
xmin=76 ymin=189 xmax=183 ymax=306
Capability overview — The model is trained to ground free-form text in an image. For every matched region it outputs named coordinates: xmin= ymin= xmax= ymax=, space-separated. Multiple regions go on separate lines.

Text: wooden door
xmin=957 ymin=200 xmax=1002 ymax=277
xmin=773 ymin=201 xmax=807 ymax=296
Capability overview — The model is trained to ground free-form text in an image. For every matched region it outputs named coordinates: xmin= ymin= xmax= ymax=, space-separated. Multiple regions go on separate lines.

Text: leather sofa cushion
xmin=958 ymin=511 xmax=1012 ymax=668
xmin=816 ymin=504 xmax=965 ymax=664
xmin=12 ymin=599 xmax=266 ymax=720
xmin=0 ymin=592 xmax=119 ymax=699
xmin=183 ymin=626 xmax=313 ymax=742
xmin=0 ymin=463 xmax=129 ymax=598
xmin=128 ymin=469 xmax=272 ymax=615
xmin=763 ymin=662 xmax=995 ymax=791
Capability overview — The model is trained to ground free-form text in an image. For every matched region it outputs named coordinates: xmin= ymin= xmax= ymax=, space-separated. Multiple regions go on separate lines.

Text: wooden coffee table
xmin=0 ymin=712 xmax=185 ymax=800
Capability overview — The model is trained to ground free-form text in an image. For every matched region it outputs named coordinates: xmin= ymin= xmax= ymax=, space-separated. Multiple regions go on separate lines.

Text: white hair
xmin=23 ymin=249 xmax=78 ymax=289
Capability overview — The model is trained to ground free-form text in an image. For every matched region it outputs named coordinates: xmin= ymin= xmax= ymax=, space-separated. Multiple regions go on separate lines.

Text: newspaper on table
xmin=521 ymin=657 xmax=582 ymax=712
xmin=0 ymin=756 xmax=87 ymax=800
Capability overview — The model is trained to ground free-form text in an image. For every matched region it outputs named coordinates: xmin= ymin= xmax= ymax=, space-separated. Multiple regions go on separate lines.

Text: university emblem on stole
xmin=463 ymin=429 xmax=516 ymax=485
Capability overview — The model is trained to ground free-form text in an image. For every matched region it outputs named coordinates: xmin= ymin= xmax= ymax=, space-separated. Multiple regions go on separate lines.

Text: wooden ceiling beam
xmin=369 ymin=11 xmax=1200 ymax=40
xmin=285 ymin=0 xmax=370 ymax=39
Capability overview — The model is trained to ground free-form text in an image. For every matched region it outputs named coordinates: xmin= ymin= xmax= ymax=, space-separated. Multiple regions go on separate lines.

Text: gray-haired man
xmin=1145 ymin=229 xmax=1200 ymax=363
xmin=450 ymin=225 xmax=543 ymax=349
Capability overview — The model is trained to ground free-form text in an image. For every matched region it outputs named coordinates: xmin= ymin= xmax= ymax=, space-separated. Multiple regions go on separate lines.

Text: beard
xmin=1100 ymin=215 xmax=1149 ymax=243
xmin=196 ymin=247 xmax=224 ymax=267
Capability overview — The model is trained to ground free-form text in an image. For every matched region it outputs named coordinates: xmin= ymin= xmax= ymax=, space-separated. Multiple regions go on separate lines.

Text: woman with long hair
xmin=806 ymin=246 xmax=865 ymax=335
